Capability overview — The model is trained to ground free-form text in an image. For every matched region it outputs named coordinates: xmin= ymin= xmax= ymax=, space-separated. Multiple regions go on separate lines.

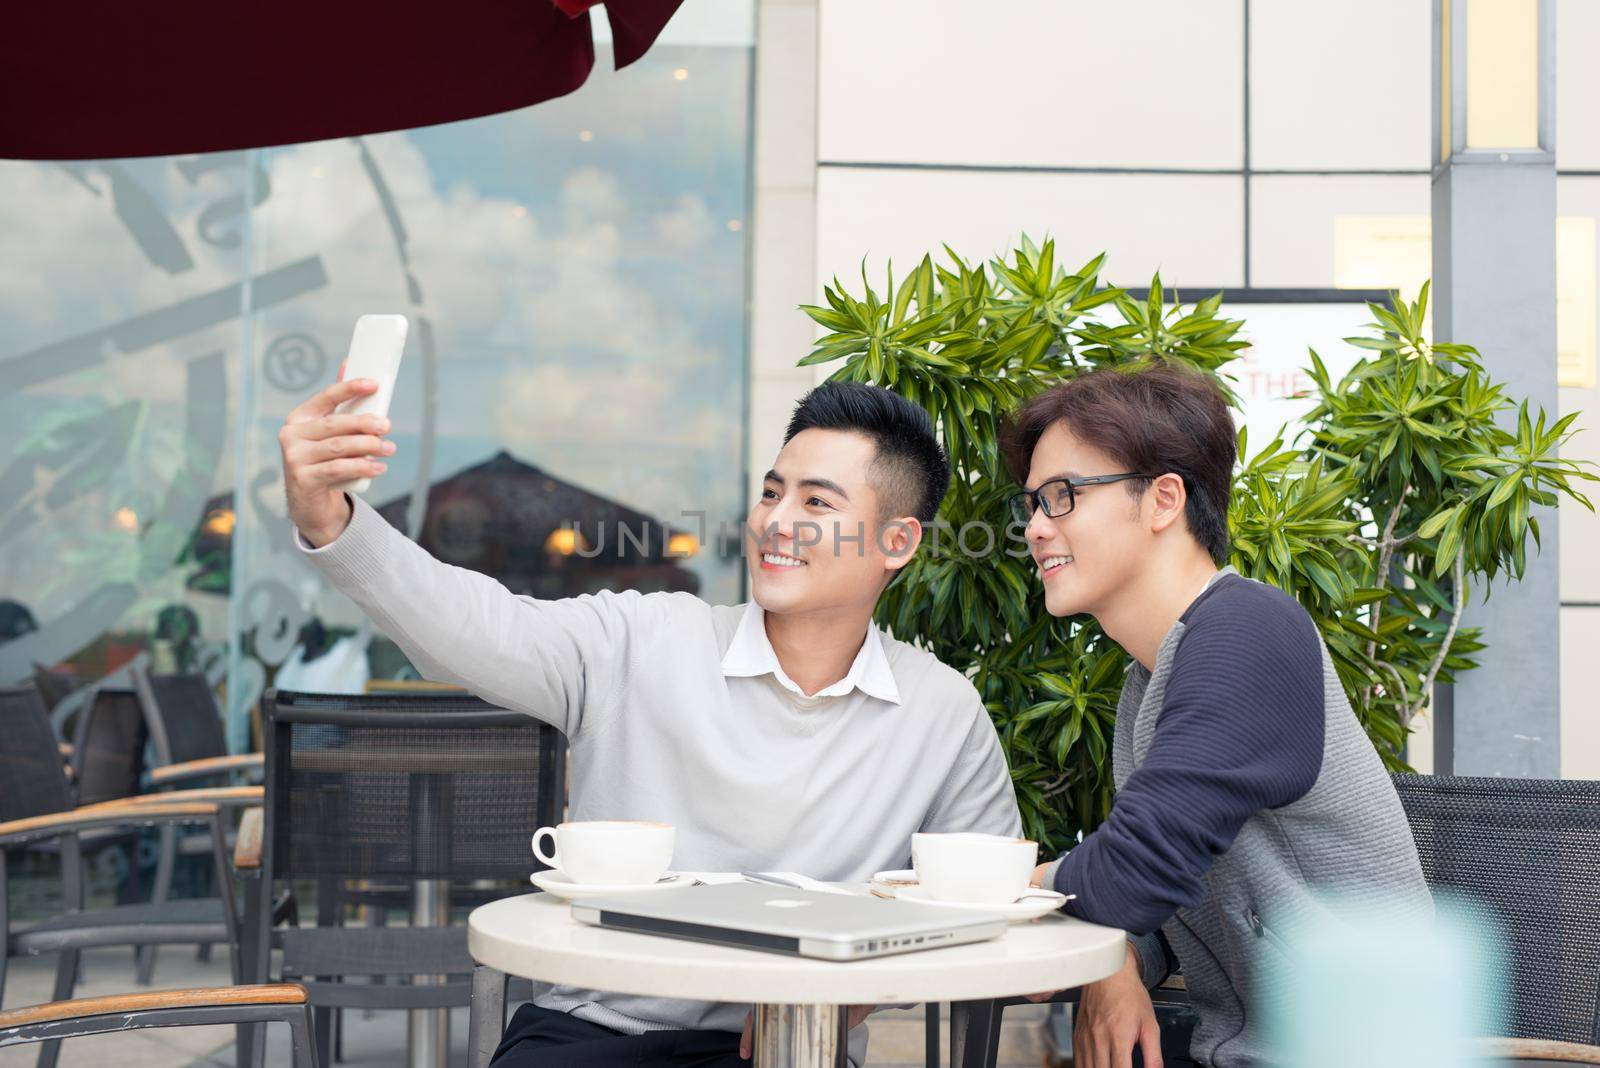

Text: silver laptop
xmin=570 ymin=882 xmax=1007 ymax=961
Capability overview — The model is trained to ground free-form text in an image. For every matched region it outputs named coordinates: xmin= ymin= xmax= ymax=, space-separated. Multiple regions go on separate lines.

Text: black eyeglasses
xmin=1008 ymin=473 xmax=1158 ymax=525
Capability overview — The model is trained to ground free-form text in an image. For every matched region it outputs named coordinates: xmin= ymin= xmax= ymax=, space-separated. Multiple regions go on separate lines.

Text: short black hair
xmin=783 ymin=382 xmax=950 ymax=524
xmin=1000 ymin=363 xmax=1236 ymax=563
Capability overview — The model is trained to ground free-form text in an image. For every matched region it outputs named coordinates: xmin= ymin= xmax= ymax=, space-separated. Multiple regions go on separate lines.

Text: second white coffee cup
xmin=532 ymin=821 xmax=676 ymax=886
xmin=912 ymin=832 xmax=1038 ymax=905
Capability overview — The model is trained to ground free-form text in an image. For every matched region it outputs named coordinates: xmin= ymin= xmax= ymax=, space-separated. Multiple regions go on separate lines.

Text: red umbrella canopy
xmin=2 ymin=0 xmax=684 ymax=160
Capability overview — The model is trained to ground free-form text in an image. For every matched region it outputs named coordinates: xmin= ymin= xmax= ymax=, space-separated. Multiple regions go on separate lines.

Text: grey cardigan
xmin=1065 ymin=569 xmax=1433 ymax=1066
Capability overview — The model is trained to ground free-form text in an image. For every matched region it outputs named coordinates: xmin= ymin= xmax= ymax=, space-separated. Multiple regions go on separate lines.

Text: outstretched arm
xmin=281 ymin=373 xmax=640 ymax=736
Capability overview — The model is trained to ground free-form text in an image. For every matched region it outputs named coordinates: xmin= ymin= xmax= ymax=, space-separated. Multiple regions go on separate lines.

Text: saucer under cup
xmin=529 ymin=869 xmax=690 ymax=900
xmin=895 ymin=883 xmax=1066 ymax=923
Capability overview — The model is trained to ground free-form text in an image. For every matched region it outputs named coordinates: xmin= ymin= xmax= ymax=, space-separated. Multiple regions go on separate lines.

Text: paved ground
xmin=2 ymin=947 xmax=1052 ymax=1067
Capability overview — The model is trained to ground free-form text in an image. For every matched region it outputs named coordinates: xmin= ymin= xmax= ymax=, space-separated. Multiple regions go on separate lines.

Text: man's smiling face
xmin=1023 ymin=421 xmax=1153 ymax=619
xmin=745 ymin=428 xmax=912 ymax=617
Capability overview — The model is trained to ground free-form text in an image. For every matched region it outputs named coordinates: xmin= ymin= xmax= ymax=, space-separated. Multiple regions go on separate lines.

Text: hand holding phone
xmin=331 ymin=315 xmax=408 ymax=494
xmin=278 ymin=315 xmax=407 ymax=548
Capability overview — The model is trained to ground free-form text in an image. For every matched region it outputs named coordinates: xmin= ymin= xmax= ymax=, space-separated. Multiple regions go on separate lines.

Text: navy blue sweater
xmin=1052 ymin=574 xmax=1327 ymax=934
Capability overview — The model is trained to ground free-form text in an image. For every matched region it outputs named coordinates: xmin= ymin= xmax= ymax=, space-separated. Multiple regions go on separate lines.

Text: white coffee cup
xmin=531 ymin=821 xmax=675 ymax=886
xmin=911 ymin=832 xmax=1039 ymax=905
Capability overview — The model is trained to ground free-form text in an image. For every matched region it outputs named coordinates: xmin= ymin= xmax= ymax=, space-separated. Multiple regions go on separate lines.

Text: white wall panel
xmin=817 ymin=0 xmax=1243 ymax=169
xmin=1561 ymin=607 xmax=1600 ymax=778
xmin=1250 ymin=175 xmax=1431 ymax=287
xmin=1249 ymin=0 xmax=1430 ymax=170
xmin=1557 ymin=178 xmax=1600 ymax=604
xmin=815 ymin=167 xmax=1244 ymax=296
xmin=1557 ymin=0 xmax=1600 ymax=170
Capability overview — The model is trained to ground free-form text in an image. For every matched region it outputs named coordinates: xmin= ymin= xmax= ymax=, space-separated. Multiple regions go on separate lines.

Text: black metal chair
xmin=135 ymin=671 xmax=264 ymax=984
xmin=66 ymin=680 xmax=262 ymax=843
xmin=1392 ymin=773 xmax=1600 ymax=1064
xmin=68 ymin=687 xmax=150 ymax=808
xmin=27 ymin=666 xmax=82 ymax=715
xmin=0 ymin=983 xmax=317 ymax=1066
xmin=6 ymin=684 xmax=154 ymax=907
xmin=6 ymin=685 xmax=170 ymax=932
xmin=28 ymin=666 xmax=82 ymax=775
xmin=60 ymin=687 xmax=162 ymax=915
xmin=34 ymin=654 xmax=152 ymax=755
xmin=242 ymin=689 xmax=564 ymax=1068
xmin=1 ymin=684 xmax=242 ymax=1068
xmin=142 ymin=671 xmax=263 ymax=788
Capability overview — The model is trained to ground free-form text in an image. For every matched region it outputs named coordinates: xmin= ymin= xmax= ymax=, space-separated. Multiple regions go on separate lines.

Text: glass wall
xmin=0 ymin=22 xmax=754 ymax=766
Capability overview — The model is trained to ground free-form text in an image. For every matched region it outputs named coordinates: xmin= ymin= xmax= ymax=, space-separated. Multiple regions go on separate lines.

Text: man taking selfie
xmin=280 ymin=374 xmax=1021 ymax=1067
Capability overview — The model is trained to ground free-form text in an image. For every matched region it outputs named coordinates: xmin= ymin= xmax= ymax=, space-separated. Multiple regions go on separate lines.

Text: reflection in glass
xmin=0 ymin=39 xmax=752 ymax=754
xmin=234 ymin=41 xmax=754 ymax=718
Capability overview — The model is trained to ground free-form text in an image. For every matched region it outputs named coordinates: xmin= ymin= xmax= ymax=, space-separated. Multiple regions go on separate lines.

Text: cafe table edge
xmin=466 ymin=892 xmax=1129 ymax=1006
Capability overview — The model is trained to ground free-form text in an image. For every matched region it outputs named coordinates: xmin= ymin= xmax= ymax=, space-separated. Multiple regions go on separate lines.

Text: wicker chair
xmin=239 ymin=689 xmax=563 ymax=1068
xmin=141 ymin=672 xmax=263 ymax=788
xmin=68 ymin=687 xmax=150 ymax=807
xmin=1392 ymin=774 xmax=1600 ymax=1065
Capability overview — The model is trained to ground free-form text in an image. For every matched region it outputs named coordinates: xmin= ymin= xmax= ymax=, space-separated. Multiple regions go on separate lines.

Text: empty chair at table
xmin=241 ymin=688 xmax=562 ymax=1068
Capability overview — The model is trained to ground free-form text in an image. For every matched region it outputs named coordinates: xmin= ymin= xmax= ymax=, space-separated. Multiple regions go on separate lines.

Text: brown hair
xmin=999 ymin=363 xmax=1237 ymax=563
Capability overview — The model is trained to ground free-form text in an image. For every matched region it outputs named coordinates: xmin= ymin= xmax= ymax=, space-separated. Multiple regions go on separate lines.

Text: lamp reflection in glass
xmin=202 ymin=508 xmax=236 ymax=538
xmin=544 ymin=526 xmax=589 ymax=557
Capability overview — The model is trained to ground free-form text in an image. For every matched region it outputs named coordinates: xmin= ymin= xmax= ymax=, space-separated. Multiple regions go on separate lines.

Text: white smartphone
xmin=333 ymin=314 xmax=408 ymax=495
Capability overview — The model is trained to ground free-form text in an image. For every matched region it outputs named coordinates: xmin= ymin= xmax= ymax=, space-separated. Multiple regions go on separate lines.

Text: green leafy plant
xmin=801 ymin=239 xmax=1597 ymax=851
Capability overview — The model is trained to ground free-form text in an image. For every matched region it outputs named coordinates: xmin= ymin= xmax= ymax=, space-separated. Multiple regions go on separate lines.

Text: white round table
xmin=468 ymin=892 xmax=1126 ymax=1067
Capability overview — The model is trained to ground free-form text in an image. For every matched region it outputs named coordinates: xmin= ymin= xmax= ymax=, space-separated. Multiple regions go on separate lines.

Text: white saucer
xmin=892 ymin=884 xmax=1069 ymax=923
xmin=870 ymin=869 xmax=918 ymax=888
xmin=530 ymin=870 xmax=692 ymax=900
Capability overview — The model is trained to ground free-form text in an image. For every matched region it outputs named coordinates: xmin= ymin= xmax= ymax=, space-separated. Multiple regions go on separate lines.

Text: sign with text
xmin=1224 ymin=302 xmax=1372 ymax=462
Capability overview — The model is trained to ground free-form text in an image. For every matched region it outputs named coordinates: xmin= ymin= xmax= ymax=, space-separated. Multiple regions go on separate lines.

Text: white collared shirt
xmin=719 ymin=601 xmax=901 ymax=704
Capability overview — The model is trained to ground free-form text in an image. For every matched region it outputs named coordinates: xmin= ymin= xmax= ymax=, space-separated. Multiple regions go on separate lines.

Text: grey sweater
xmin=1053 ymin=568 xmax=1432 ymax=1067
xmin=297 ymin=494 xmax=1021 ymax=1063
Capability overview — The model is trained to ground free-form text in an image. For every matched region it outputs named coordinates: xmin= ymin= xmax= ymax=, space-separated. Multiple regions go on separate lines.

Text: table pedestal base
xmin=409 ymin=878 xmax=450 ymax=1068
xmin=752 ymin=1003 xmax=847 ymax=1067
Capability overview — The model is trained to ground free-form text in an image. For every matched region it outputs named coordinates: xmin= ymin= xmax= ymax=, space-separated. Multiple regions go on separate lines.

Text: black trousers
xmin=490 ymin=1004 xmax=750 ymax=1068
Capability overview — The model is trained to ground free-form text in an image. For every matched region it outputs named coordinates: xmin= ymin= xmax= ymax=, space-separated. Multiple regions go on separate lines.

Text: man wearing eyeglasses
xmin=998 ymin=364 xmax=1430 ymax=1068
